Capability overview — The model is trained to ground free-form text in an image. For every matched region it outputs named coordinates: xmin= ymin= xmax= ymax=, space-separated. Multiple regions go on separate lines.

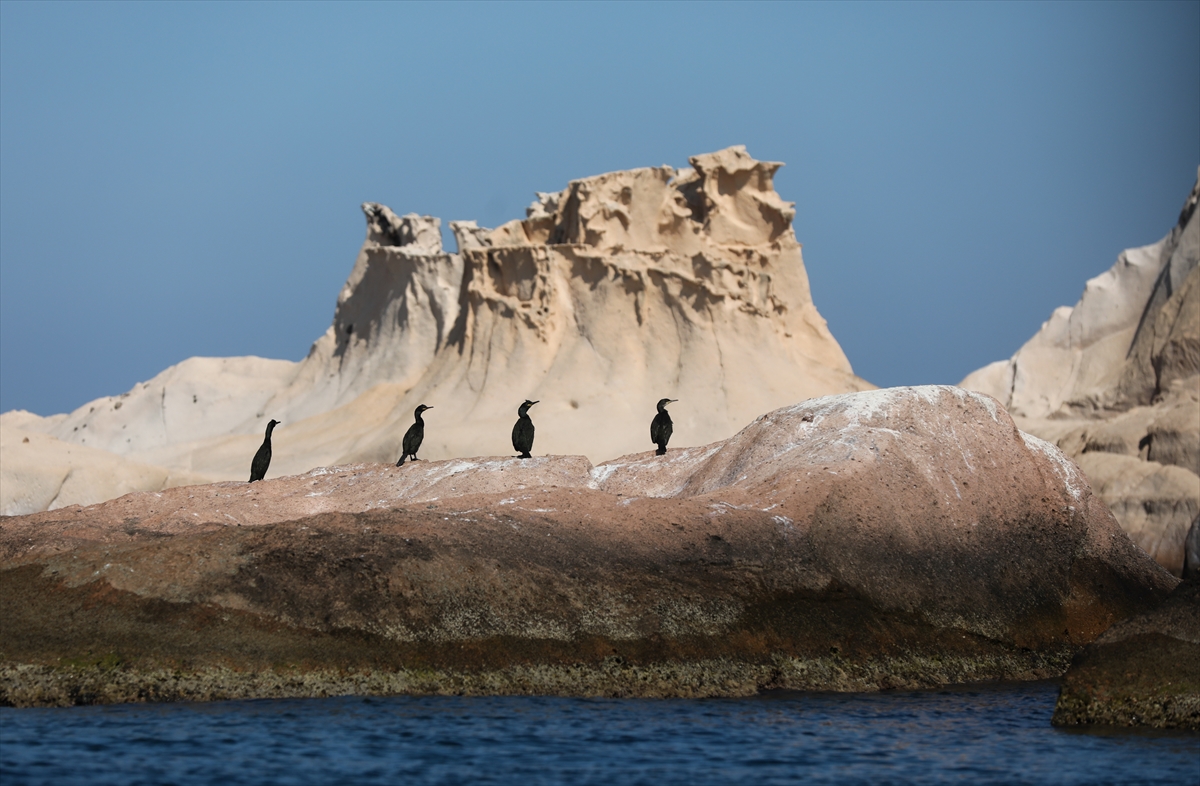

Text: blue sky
xmin=2 ymin=1 xmax=1197 ymax=417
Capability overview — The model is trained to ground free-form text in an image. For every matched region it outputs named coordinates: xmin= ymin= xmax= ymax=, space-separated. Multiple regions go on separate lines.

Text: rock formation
xmin=1053 ymin=578 xmax=1199 ymax=729
xmin=962 ymin=169 xmax=1200 ymax=576
xmin=0 ymin=387 xmax=1176 ymax=706
xmin=1 ymin=147 xmax=871 ymax=515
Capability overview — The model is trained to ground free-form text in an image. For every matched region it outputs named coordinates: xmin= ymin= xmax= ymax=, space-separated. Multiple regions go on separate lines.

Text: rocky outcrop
xmin=0 ymin=387 xmax=1176 ymax=706
xmin=962 ymin=170 xmax=1200 ymax=576
xmin=2 ymin=147 xmax=871 ymax=514
xmin=1053 ymin=578 xmax=1200 ymax=729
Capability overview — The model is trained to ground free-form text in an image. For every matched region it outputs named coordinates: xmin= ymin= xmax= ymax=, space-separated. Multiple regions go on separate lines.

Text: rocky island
xmin=0 ymin=386 xmax=1176 ymax=706
xmin=2 ymin=150 xmax=1196 ymax=727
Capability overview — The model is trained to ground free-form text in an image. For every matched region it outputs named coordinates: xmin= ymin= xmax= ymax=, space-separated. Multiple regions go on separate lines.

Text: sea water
xmin=1 ymin=681 xmax=1196 ymax=785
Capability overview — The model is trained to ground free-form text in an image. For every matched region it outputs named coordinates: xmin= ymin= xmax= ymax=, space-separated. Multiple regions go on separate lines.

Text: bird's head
xmin=519 ymin=399 xmax=539 ymax=415
xmin=656 ymin=398 xmax=677 ymax=411
xmin=415 ymin=404 xmax=433 ymax=416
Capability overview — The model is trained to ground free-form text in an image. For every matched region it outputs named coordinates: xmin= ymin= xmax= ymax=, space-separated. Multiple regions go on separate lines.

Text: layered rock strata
xmin=1053 ymin=578 xmax=1199 ymax=730
xmin=0 ymin=387 xmax=1176 ymax=706
xmin=962 ymin=170 xmax=1200 ymax=576
xmin=1 ymin=147 xmax=870 ymax=514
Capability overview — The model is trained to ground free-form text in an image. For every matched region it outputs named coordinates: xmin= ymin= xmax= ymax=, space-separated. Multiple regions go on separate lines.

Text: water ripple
xmin=1 ymin=681 xmax=1196 ymax=785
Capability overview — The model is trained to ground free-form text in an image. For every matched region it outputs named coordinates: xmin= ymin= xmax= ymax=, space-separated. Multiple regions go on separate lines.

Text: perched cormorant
xmin=249 ymin=419 xmax=280 ymax=482
xmin=651 ymin=398 xmax=676 ymax=456
xmin=396 ymin=404 xmax=433 ymax=466
xmin=512 ymin=400 xmax=538 ymax=458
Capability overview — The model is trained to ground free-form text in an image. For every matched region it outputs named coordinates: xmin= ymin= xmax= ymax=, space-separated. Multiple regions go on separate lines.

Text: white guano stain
xmin=1020 ymin=431 xmax=1084 ymax=501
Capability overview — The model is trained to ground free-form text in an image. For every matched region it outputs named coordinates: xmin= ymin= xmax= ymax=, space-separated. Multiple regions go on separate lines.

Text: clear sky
xmin=2 ymin=1 xmax=1197 ymax=417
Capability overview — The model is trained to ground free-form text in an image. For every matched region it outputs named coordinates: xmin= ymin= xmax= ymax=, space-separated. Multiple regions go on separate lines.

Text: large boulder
xmin=0 ymin=387 xmax=1175 ymax=706
xmin=962 ymin=170 xmax=1200 ymax=576
xmin=5 ymin=147 xmax=871 ymax=512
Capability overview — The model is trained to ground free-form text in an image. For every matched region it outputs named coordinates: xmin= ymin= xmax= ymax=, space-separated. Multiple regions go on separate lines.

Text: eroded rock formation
xmin=962 ymin=169 xmax=1200 ymax=576
xmin=0 ymin=387 xmax=1175 ymax=705
xmin=1 ymin=147 xmax=870 ymax=514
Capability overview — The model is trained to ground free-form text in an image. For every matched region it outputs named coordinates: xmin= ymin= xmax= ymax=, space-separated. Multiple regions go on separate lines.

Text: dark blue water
xmin=1 ymin=681 xmax=1196 ymax=785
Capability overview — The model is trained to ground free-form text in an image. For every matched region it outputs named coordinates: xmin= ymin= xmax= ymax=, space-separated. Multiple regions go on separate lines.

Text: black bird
xmin=396 ymin=404 xmax=433 ymax=466
xmin=512 ymin=400 xmax=538 ymax=458
xmin=651 ymin=398 xmax=676 ymax=456
xmin=249 ymin=419 xmax=280 ymax=482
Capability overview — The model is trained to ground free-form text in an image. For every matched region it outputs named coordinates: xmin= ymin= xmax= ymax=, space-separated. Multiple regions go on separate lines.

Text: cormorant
xmin=651 ymin=398 xmax=676 ymax=456
xmin=249 ymin=419 xmax=280 ymax=482
xmin=512 ymin=400 xmax=538 ymax=458
xmin=396 ymin=404 xmax=433 ymax=466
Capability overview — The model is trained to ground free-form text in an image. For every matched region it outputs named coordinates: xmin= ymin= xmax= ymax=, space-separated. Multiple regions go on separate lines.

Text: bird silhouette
xmin=512 ymin=400 xmax=538 ymax=458
xmin=249 ymin=419 xmax=280 ymax=482
xmin=396 ymin=404 xmax=432 ymax=466
xmin=651 ymin=398 xmax=676 ymax=456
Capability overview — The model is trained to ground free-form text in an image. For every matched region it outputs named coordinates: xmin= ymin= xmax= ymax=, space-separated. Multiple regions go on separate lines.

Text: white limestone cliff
xmin=2 ymin=147 xmax=872 ymax=514
xmin=962 ymin=168 xmax=1200 ymax=575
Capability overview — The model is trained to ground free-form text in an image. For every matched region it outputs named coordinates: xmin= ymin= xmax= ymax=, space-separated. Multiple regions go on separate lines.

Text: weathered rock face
xmin=962 ymin=170 xmax=1200 ymax=576
xmin=1053 ymin=578 xmax=1200 ymax=730
xmin=1186 ymin=515 xmax=1200 ymax=580
xmin=1 ymin=147 xmax=870 ymax=515
xmin=0 ymin=414 xmax=210 ymax=515
xmin=0 ymin=387 xmax=1175 ymax=706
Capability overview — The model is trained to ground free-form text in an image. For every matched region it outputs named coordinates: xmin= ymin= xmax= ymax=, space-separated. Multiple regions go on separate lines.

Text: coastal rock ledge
xmin=1053 ymin=578 xmax=1199 ymax=730
xmin=0 ymin=386 xmax=1176 ymax=707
